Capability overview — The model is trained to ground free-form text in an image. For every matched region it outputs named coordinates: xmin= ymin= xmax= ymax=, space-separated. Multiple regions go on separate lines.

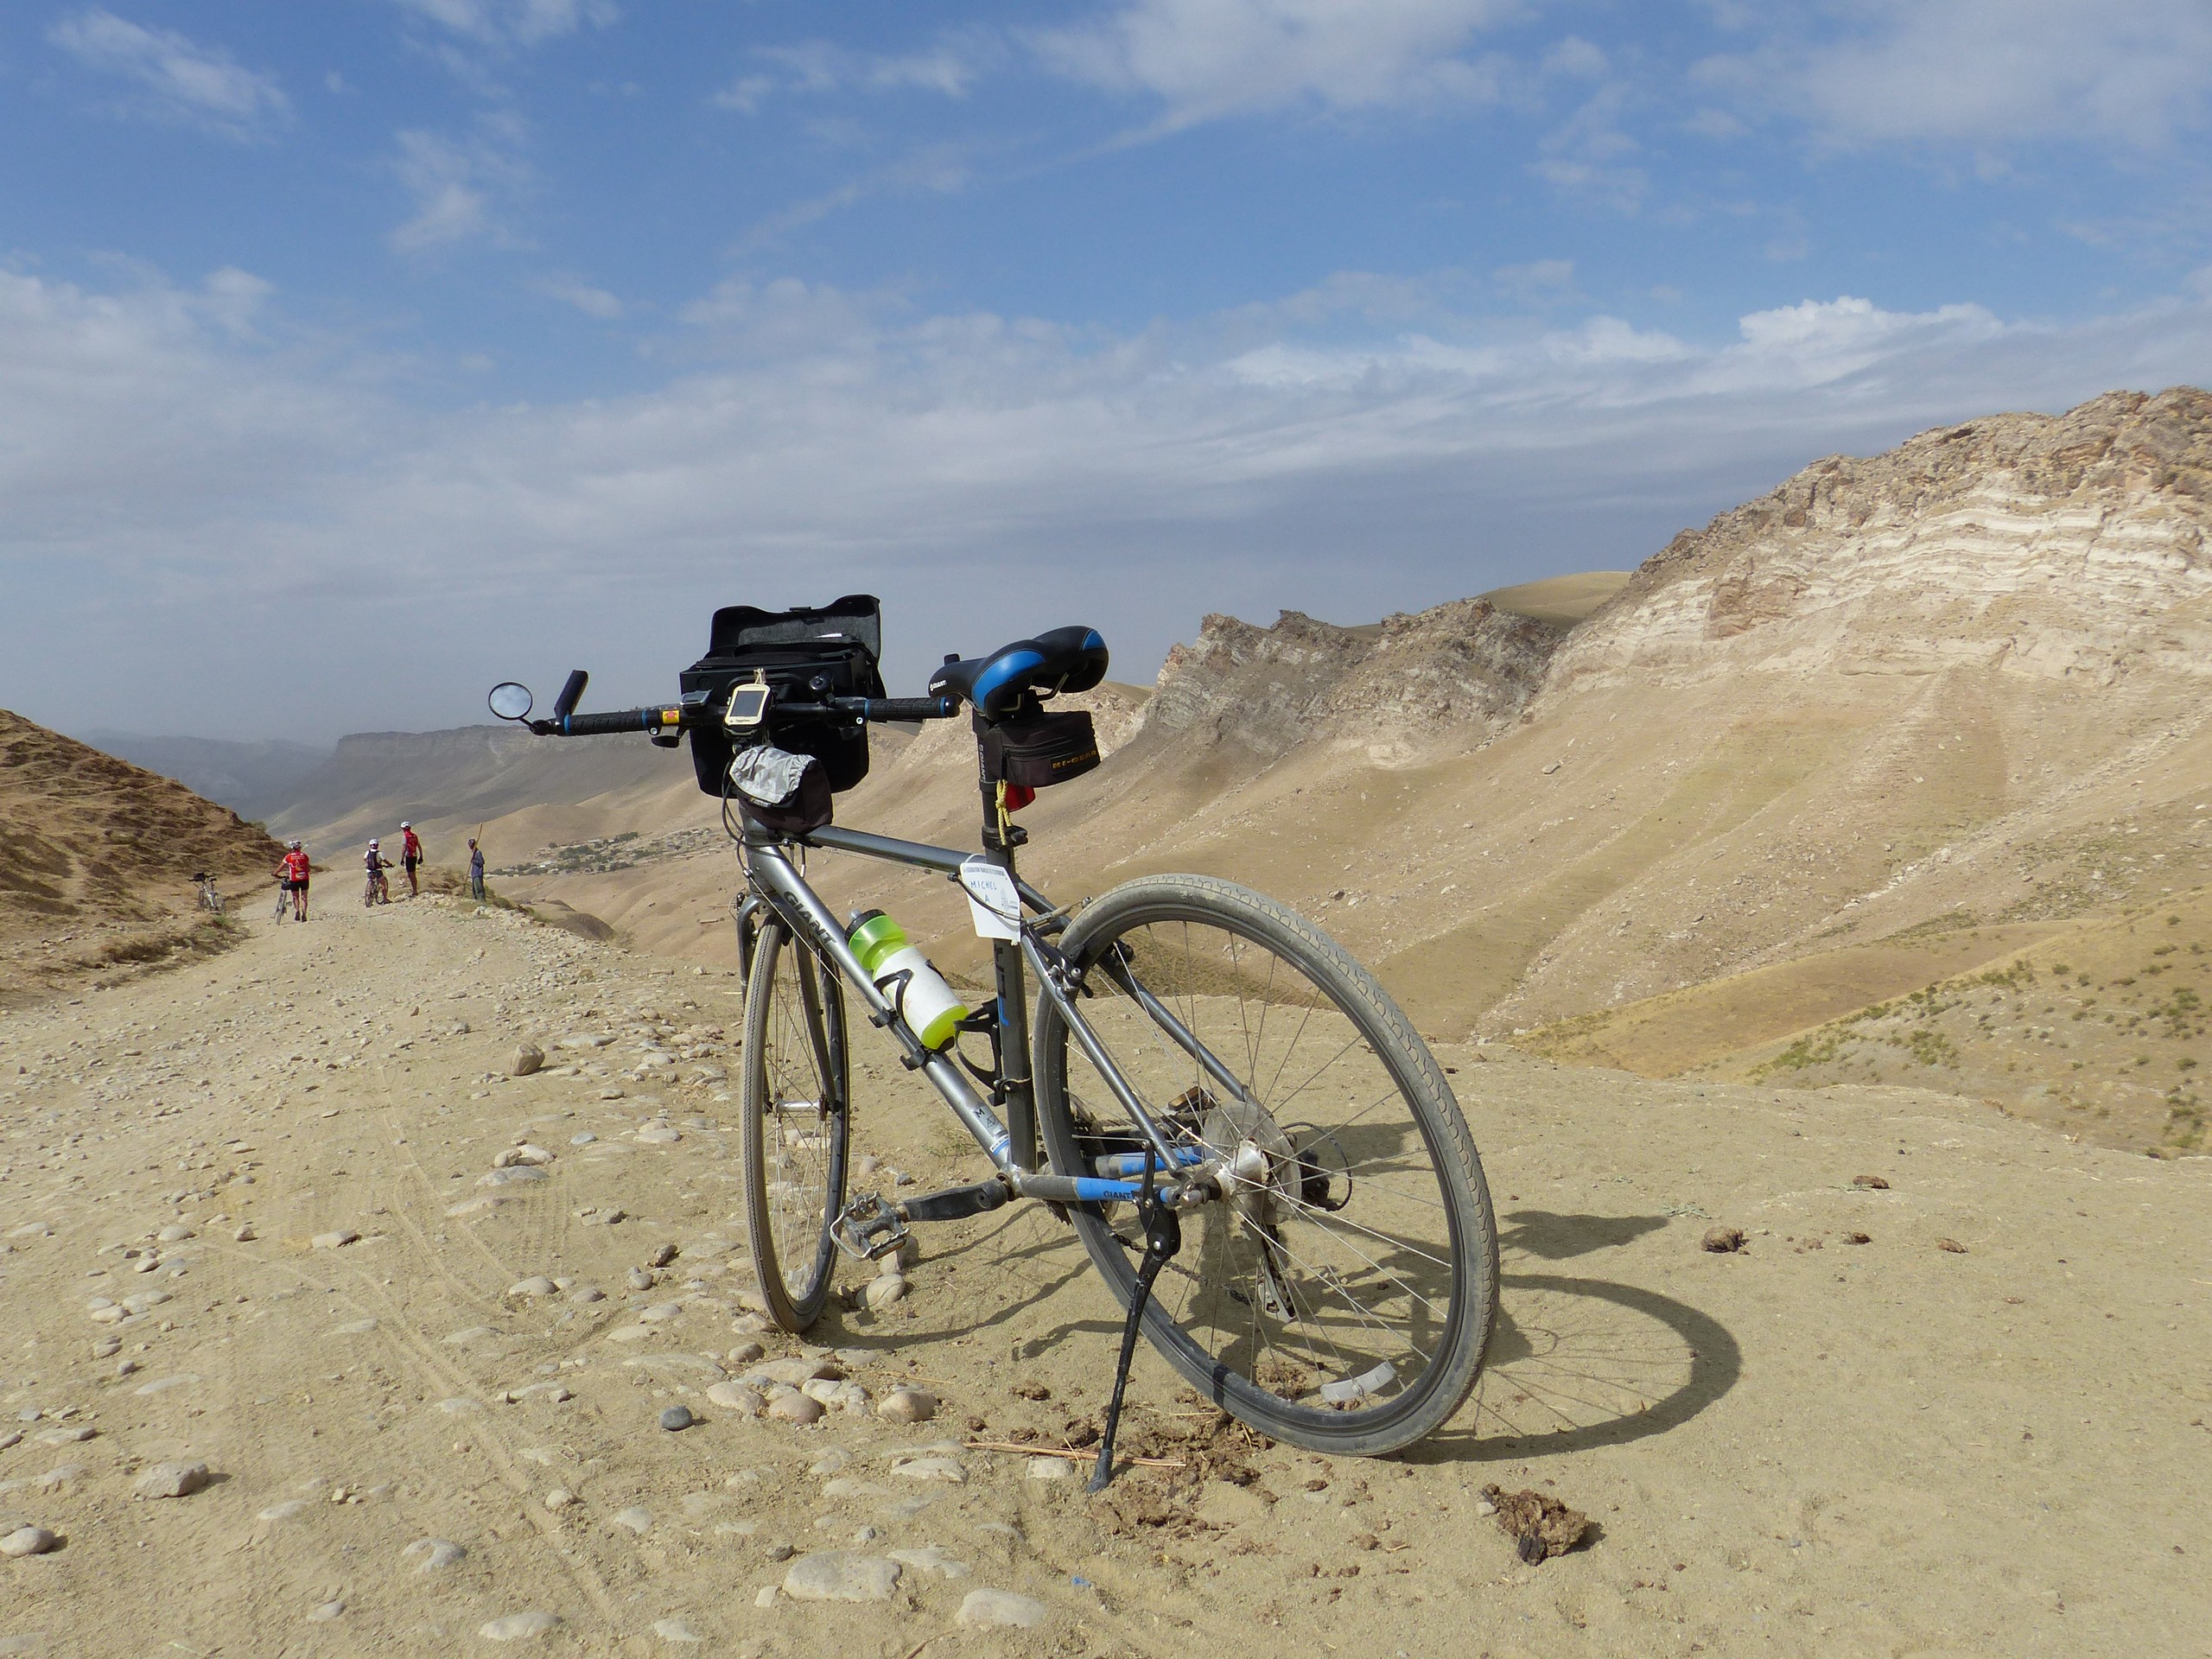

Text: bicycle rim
xmin=741 ymin=918 xmax=849 ymax=1331
xmin=1035 ymin=874 xmax=1496 ymax=1457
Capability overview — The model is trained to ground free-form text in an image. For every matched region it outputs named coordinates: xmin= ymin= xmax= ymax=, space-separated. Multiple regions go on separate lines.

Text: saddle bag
xmin=681 ymin=595 xmax=887 ymax=798
xmin=982 ymin=708 xmax=1101 ymax=791
xmin=728 ymin=746 xmax=833 ymax=836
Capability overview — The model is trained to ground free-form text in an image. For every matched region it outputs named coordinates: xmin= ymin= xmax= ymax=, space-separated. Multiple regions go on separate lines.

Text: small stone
xmin=652 ymin=1618 xmax=703 ymax=1643
xmin=404 ymin=1537 xmax=467 ymax=1572
xmin=495 ymin=1143 xmax=555 ymax=1168
xmin=232 ymin=1223 xmax=257 ymax=1242
xmin=479 ymin=1166 xmax=547 ymax=1187
xmin=91 ymin=1338 xmax=121 ymax=1358
xmin=156 ymin=1224 xmax=194 ymax=1243
xmin=479 ymin=1610 xmax=563 ymax=1641
xmin=636 ymin=1124 xmax=681 ymax=1145
xmin=1027 ymin=1457 xmax=1072 ymax=1481
xmin=729 ymin=1311 xmax=771 ymax=1336
xmin=508 ymin=1276 xmax=557 ymax=1298
xmin=310 ymin=1230 xmax=358 ymax=1250
xmin=875 ymin=1387 xmax=938 ymax=1426
xmin=0 ymin=1526 xmax=60 ymax=1558
xmin=308 ymin=1600 xmax=345 ymax=1622
xmin=626 ymin=1267 xmax=655 ymax=1292
xmin=1936 ymin=1237 xmax=1968 ymax=1254
xmin=639 ymin=1302 xmax=683 ymax=1324
xmin=855 ymin=1154 xmax=881 ymax=1178
xmin=258 ymin=1500 xmax=309 ymax=1522
xmin=749 ymin=1357 xmax=838 ymax=1388
xmin=725 ymin=1340 xmax=765 ymax=1366
xmin=781 ymin=1551 xmax=901 ymax=1602
xmin=753 ymin=1586 xmax=778 ymax=1609
xmin=767 ymin=1391 xmax=823 ymax=1426
xmin=570 ymin=1285 xmax=606 ymax=1304
xmin=648 ymin=1243 xmax=678 ymax=1268
xmin=134 ymin=1459 xmax=211 ymax=1499
xmin=1853 ymin=1173 xmax=1891 ymax=1190
xmin=706 ymin=1382 xmax=765 ymax=1416
xmin=660 ymin=1406 xmax=695 ymax=1433
xmin=511 ymin=1044 xmax=544 ymax=1078
xmin=957 ymin=1589 xmax=1048 ymax=1629
xmin=861 ymin=1275 xmax=906 ymax=1311
xmin=543 ymin=1489 xmax=575 ymax=1510
xmin=614 ymin=1507 xmax=654 ymax=1535
xmin=893 ymin=1454 xmax=966 ymax=1484
xmin=1700 ymin=1226 xmax=1745 ymax=1254
xmin=570 ymin=1133 xmax=596 ymax=1146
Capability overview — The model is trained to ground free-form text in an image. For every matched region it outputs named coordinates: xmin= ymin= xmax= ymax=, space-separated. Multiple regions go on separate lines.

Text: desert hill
xmin=79 ymin=731 xmax=329 ymax=823
xmin=238 ymin=387 xmax=2212 ymax=1155
xmin=0 ymin=709 xmax=283 ymax=1007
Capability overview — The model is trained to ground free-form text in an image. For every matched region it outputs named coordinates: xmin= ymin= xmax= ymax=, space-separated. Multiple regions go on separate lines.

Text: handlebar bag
xmin=681 ymin=594 xmax=887 ymax=798
xmin=982 ymin=708 xmax=1101 ymax=790
xmin=728 ymin=745 xmax=833 ymax=836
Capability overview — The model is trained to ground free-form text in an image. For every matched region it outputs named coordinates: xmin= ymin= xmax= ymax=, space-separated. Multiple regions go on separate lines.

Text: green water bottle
xmin=847 ymin=910 xmax=969 ymax=1050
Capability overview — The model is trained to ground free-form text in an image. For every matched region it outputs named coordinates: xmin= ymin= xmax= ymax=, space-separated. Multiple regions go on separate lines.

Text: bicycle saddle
xmin=929 ymin=626 xmax=1108 ymax=721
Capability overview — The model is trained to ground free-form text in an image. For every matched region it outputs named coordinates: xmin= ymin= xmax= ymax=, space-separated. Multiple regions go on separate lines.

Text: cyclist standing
xmin=467 ymin=837 xmax=486 ymax=904
xmin=400 ymin=821 xmax=423 ymax=899
xmin=280 ymin=840 xmax=312 ymax=922
xmin=365 ymin=839 xmax=390 ymax=906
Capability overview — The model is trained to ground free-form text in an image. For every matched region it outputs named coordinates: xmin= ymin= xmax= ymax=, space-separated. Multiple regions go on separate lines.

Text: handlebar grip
xmin=550 ymin=707 xmax=687 ymax=737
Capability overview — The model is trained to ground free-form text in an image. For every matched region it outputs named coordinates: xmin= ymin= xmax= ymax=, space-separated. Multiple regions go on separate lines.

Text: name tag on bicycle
xmin=957 ymin=857 xmax=1021 ymax=940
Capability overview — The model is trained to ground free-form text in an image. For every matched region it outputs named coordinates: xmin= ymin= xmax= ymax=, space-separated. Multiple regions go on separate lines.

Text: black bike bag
xmin=680 ymin=595 xmax=887 ymax=797
xmin=982 ymin=708 xmax=1101 ymax=790
xmin=728 ymin=746 xmax=833 ymax=836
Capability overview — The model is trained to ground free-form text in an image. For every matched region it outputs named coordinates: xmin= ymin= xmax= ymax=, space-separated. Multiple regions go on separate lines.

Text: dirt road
xmin=0 ymin=894 xmax=2205 ymax=1656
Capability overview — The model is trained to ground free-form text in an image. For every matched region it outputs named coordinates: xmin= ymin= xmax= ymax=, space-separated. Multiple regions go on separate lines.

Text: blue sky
xmin=6 ymin=0 xmax=2212 ymax=740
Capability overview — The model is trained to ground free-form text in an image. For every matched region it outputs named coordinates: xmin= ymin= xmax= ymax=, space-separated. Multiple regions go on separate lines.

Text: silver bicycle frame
xmin=742 ymin=830 xmax=1222 ymax=1205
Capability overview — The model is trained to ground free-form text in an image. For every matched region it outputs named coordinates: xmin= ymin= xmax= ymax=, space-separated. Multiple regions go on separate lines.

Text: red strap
xmin=1004 ymin=784 xmax=1037 ymax=813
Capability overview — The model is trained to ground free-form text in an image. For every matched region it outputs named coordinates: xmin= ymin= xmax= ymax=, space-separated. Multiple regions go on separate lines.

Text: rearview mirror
xmin=487 ymin=682 xmax=534 ymax=721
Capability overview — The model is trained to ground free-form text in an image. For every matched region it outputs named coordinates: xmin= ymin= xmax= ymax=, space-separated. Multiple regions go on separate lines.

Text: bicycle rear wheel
xmin=741 ymin=917 xmax=850 ymax=1331
xmin=1033 ymin=874 xmax=1497 ymax=1457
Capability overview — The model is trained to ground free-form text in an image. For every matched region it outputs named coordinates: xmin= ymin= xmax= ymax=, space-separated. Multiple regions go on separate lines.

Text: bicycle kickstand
xmin=1087 ymin=1157 xmax=1182 ymax=1495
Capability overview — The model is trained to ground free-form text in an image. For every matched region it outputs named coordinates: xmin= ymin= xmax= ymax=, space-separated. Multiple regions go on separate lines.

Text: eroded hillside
xmin=0 ymin=710 xmax=281 ymax=1007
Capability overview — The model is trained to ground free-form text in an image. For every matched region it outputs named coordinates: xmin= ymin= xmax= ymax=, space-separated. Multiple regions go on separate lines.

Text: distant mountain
xmin=81 ymin=731 xmax=331 ymax=823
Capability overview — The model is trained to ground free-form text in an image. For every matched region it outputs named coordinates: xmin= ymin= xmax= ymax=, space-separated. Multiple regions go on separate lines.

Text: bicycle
xmin=487 ymin=602 xmax=1498 ymax=1484
xmin=191 ymin=872 xmax=225 ymax=917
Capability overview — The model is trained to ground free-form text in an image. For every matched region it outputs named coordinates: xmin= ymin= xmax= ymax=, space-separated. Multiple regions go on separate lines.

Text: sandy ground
xmin=0 ymin=895 xmax=2207 ymax=1657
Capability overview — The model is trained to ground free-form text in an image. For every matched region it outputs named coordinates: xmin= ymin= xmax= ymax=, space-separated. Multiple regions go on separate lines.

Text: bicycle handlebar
xmin=528 ymin=691 xmax=956 ymax=737
xmin=535 ymin=707 xmax=686 ymax=737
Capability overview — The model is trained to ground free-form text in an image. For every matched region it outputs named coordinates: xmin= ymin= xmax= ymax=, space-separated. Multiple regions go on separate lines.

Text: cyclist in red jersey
xmin=280 ymin=841 xmax=312 ymax=922
xmin=400 ymin=822 xmax=423 ymax=898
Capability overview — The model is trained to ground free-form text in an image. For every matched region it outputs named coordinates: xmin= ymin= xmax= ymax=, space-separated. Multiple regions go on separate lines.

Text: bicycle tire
xmin=741 ymin=918 xmax=851 ymax=1332
xmin=1033 ymin=874 xmax=1497 ymax=1457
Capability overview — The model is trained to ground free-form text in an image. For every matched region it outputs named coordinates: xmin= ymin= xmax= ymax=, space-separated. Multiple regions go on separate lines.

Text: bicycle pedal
xmin=830 ymin=1192 xmax=911 ymax=1262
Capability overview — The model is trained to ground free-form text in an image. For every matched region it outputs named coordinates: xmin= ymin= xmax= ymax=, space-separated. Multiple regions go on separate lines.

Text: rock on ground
xmin=781 ymin=1552 xmax=901 ymax=1603
xmin=957 ymin=1588 xmax=1049 ymax=1629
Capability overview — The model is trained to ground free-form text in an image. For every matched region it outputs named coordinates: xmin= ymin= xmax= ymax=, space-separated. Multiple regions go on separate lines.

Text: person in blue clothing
xmin=467 ymin=838 xmax=486 ymax=904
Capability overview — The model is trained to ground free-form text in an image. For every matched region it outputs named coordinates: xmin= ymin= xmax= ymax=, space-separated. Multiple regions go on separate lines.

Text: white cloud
xmin=715 ymin=37 xmax=995 ymax=111
xmin=3 ymin=264 xmax=2209 ymax=741
xmin=1033 ymin=0 xmax=1522 ymax=125
xmin=1701 ymin=0 xmax=2212 ymax=150
xmin=537 ymin=276 xmax=623 ymax=320
xmin=47 ymin=9 xmax=289 ymax=138
xmin=389 ymin=119 xmax=532 ymax=252
xmin=391 ymin=0 xmax=617 ymax=48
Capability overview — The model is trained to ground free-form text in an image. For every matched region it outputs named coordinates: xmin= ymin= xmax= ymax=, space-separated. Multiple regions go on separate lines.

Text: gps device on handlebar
xmin=679 ymin=594 xmax=887 ymax=795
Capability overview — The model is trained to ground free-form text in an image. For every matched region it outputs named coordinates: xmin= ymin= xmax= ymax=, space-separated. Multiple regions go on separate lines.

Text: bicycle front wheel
xmin=741 ymin=918 xmax=850 ymax=1332
xmin=1033 ymin=874 xmax=1497 ymax=1457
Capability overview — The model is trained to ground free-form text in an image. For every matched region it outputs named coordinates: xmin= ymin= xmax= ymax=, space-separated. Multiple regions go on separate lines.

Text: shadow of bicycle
xmin=1408 ymin=1262 xmax=1742 ymax=1464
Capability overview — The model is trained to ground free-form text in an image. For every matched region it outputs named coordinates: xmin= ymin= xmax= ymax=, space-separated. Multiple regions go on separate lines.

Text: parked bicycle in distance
xmin=489 ymin=596 xmax=1498 ymax=1486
